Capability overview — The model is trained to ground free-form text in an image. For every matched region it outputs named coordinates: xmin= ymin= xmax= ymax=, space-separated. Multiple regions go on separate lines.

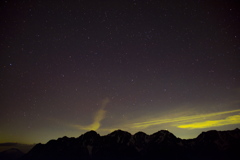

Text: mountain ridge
xmin=10 ymin=128 xmax=240 ymax=160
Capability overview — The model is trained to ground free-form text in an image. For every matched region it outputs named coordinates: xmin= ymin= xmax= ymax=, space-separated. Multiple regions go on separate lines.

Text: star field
xmin=0 ymin=0 xmax=240 ymax=146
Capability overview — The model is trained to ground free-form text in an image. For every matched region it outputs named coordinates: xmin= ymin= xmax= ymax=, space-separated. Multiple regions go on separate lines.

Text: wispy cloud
xmin=72 ymin=98 xmax=110 ymax=131
xmin=178 ymin=115 xmax=240 ymax=129
xmin=131 ymin=109 xmax=240 ymax=129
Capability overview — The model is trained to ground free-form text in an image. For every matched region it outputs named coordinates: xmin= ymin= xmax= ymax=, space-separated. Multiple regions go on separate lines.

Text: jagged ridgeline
xmin=20 ymin=129 xmax=240 ymax=160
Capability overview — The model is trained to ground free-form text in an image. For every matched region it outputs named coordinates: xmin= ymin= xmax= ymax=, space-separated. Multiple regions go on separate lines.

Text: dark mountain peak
xmin=133 ymin=131 xmax=148 ymax=137
xmin=57 ymin=136 xmax=71 ymax=142
xmin=78 ymin=130 xmax=100 ymax=141
xmin=131 ymin=131 xmax=149 ymax=151
xmin=193 ymin=129 xmax=240 ymax=153
xmin=146 ymin=130 xmax=181 ymax=147
xmin=228 ymin=128 xmax=240 ymax=135
xmin=78 ymin=130 xmax=100 ymax=146
xmin=45 ymin=139 xmax=59 ymax=146
xmin=21 ymin=129 xmax=240 ymax=160
xmin=132 ymin=131 xmax=149 ymax=143
xmin=108 ymin=129 xmax=131 ymax=137
xmin=197 ymin=129 xmax=240 ymax=142
xmin=150 ymin=130 xmax=177 ymax=140
xmin=81 ymin=130 xmax=100 ymax=138
xmin=57 ymin=136 xmax=69 ymax=140
xmin=197 ymin=130 xmax=219 ymax=140
xmin=230 ymin=128 xmax=240 ymax=138
xmin=29 ymin=143 xmax=43 ymax=151
xmin=106 ymin=129 xmax=132 ymax=144
xmin=152 ymin=129 xmax=173 ymax=135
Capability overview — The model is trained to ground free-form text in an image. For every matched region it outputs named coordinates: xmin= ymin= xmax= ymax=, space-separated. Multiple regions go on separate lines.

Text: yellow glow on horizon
xmin=132 ymin=109 xmax=240 ymax=129
xmin=178 ymin=115 xmax=240 ymax=129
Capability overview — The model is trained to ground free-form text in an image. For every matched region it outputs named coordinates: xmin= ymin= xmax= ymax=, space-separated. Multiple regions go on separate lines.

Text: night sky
xmin=1 ymin=0 xmax=240 ymax=146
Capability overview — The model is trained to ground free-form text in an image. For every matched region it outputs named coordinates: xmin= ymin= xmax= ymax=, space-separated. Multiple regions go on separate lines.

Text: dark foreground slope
xmin=0 ymin=148 xmax=24 ymax=160
xmin=19 ymin=128 xmax=240 ymax=160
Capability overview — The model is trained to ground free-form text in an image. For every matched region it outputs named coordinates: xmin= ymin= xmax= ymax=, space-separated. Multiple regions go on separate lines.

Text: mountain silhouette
xmin=0 ymin=148 xmax=24 ymax=160
xmin=14 ymin=128 xmax=240 ymax=160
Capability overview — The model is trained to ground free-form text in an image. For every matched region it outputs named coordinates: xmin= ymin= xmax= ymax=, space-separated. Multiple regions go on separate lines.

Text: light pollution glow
xmin=178 ymin=115 xmax=240 ymax=129
xmin=131 ymin=109 xmax=240 ymax=129
xmin=69 ymin=99 xmax=240 ymax=132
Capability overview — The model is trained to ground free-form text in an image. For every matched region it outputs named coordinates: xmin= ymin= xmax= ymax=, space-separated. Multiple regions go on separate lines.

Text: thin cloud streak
xmin=178 ymin=115 xmax=240 ymax=129
xmin=131 ymin=109 xmax=240 ymax=129
xmin=72 ymin=98 xmax=110 ymax=131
